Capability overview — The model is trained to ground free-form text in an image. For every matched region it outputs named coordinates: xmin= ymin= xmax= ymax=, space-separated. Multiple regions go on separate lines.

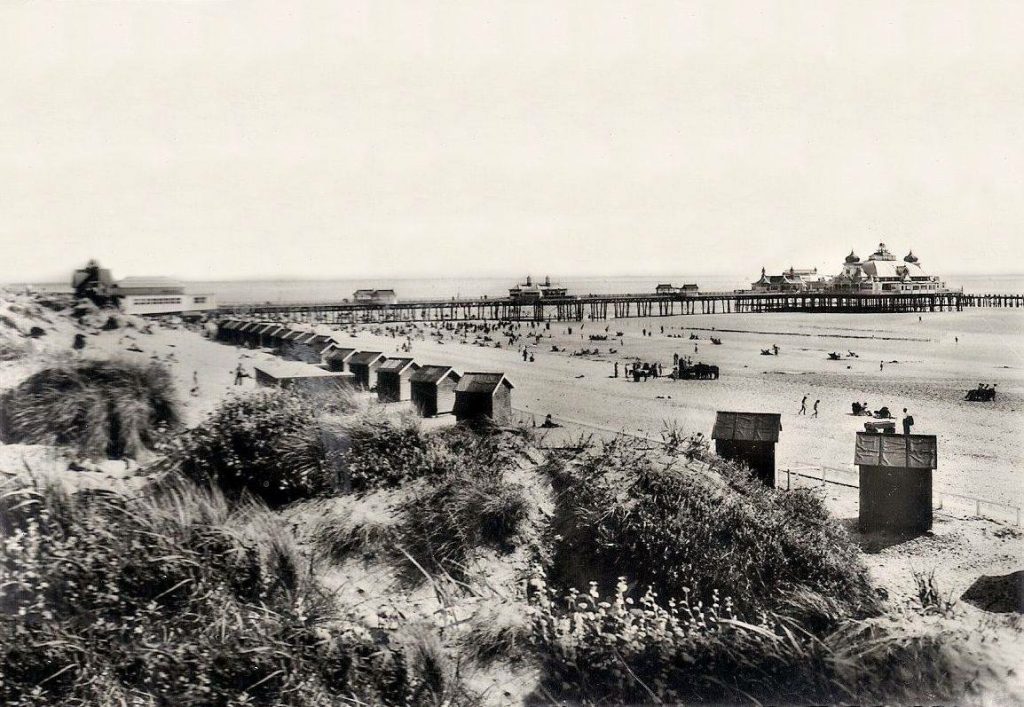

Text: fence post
xmin=786 ymin=468 xmax=791 ymax=491
xmin=1017 ymin=507 xmax=1021 ymax=527
xmin=975 ymin=499 xmax=981 ymax=517
xmin=821 ymin=465 xmax=826 ymax=487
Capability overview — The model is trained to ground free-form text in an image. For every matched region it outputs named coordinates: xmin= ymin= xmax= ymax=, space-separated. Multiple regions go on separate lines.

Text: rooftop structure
xmin=353 ymin=289 xmax=398 ymax=305
xmin=753 ymin=244 xmax=949 ymax=294
xmin=508 ymin=275 xmax=568 ymax=302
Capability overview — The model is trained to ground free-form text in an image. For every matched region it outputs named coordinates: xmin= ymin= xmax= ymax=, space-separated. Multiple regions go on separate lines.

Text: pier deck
xmin=214 ymin=291 xmax=1022 ymax=323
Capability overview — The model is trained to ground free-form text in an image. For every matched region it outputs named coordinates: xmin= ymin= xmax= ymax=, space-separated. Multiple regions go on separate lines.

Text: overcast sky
xmin=2 ymin=1 xmax=1022 ymax=284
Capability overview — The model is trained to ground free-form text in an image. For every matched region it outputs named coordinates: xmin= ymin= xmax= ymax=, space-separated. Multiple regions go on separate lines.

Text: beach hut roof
xmin=254 ymin=361 xmax=353 ymax=380
xmin=238 ymin=322 xmax=260 ymax=332
xmin=349 ymin=351 xmax=385 ymax=365
xmin=321 ymin=345 xmax=356 ymax=360
xmin=309 ymin=334 xmax=334 ymax=345
xmin=455 ymin=372 xmax=513 ymax=394
xmin=854 ymin=433 xmax=937 ymax=469
xmin=282 ymin=329 xmax=306 ymax=341
xmin=378 ymin=357 xmax=418 ymax=374
xmin=410 ymin=365 xmax=461 ymax=384
xmin=219 ymin=320 xmax=240 ymax=330
xmin=712 ymin=412 xmax=782 ymax=443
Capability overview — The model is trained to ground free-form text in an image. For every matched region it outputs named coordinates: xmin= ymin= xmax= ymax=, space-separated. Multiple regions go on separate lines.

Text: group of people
xmin=798 ymin=394 xmax=821 ymax=418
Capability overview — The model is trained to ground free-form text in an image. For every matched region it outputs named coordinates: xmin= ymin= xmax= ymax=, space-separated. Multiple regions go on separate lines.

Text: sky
xmin=2 ymin=0 xmax=1023 ymax=284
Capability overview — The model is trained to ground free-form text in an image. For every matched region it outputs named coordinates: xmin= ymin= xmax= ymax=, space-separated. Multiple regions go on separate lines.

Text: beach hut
xmin=410 ymin=365 xmax=462 ymax=417
xmin=254 ymin=360 xmax=355 ymax=395
xmin=216 ymin=319 xmax=240 ymax=343
xmin=260 ymin=324 xmax=286 ymax=349
xmin=322 ymin=345 xmax=357 ymax=372
xmin=854 ymin=432 xmax=937 ymax=533
xmin=237 ymin=321 xmax=261 ymax=347
xmin=253 ymin=323 xmax=278 ymax=348
xmin=376 ymin=358 xmax=420 ymax=403
xmin=453 ymin=372 xmax=514 ymax=424
xmin=711 ymin=411 xmax=783 ymax=487
xmin=279 ymin=329 xmax=310 ymax=359
xmin=348 ymin=351 xmax=386 ymax=389
xmin=286 ymin=332 xmax=333 ymax=364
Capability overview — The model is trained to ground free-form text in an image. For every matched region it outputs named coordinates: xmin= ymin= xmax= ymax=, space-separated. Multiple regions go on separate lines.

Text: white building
xmin=832 ymin=243 xmax=947 ymax=293
xmin=111 ymin=277 xmax=217 ymax=316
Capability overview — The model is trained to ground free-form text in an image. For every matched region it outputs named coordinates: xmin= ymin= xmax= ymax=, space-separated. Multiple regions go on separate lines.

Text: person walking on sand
xmin=879 ymin=360 xmax=884 ymax=372
xmin=799 ymin=395 xmax=808 ymax=415
xmin=190 ymin=370 xmax=200 ymax=397
xmin=232 ymin=363 xmax=248 ymax=386
xmin=902 ymin=408 xmax=914 ymax=435
xmin=614 ymin=361 xmax=619 ymax=378
xmin=773 ymin=344 xmax=779 ymax=356
xmin=812 ymin=400 xmax=820 ymax=418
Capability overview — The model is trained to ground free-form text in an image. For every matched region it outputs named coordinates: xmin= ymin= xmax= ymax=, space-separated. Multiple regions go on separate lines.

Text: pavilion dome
xmin=845 ymin=250 xmax=859 ymax=264
xmin=904 ymin=250 xmax=919 ymax=263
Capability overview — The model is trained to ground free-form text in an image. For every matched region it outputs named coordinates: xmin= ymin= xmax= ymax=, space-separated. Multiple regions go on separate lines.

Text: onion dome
xmin=845 ymin=250 xmax=859 ymax=263
xmin=904 ymin=250 xmax=919 ymax=263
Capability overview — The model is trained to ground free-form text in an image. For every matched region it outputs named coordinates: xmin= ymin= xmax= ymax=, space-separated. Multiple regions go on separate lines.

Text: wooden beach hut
xmin=322 ymin=345 xmax=357 ymax=372
xmin=855 ymin=432 xmax=937 ymax=533
xmin=279 ymin=329 xmax=309 ymax=359
xmin=453 ymin=372 xmax=514 ymax=424
xmin=410 ymin=365 xmax=462 ymax=417
xmin=216 ymin=319 xmax=240 ymax=343
xmin=260 ymin=324 xmax=287 ymax=349
xmin=376 ymin=358 xmax=420 ymax=403
xmin=348 ymin=351 xmax=385 ymax=389
xmin=254 ymin=360 xmax=355 ymax=395
xmin=237 ymin=321 xmax=261 ymax=347
xmin=711 ymin=411 xmax=783 ymax=487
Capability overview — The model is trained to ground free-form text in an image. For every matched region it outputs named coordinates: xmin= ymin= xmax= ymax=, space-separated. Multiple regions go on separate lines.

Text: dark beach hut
xmin=453 ymin=372 xmax=514 ymax=424
xmin=322 ymin=345 xmax=357 ymax=372
xmin=261 ymin=324 xmax=286 ymax=349
xmin=711 ymin=411 xmax=783 ymax=487
xmin=237 ymin=321 xmax=261 ymax=347
xmin=410 ymin=365 xmax=462 ymax=417
xmin=279 ymin=329 xmax=309 ymax=358
xmin=376 ymin=358 xmax=420 ymax=403
xmin=348 ymin=351 xmax=385 ymax=389
xmin=217 ymin=319 xmax=240 ymax=343
xmin=253 ymin=323 xmax=277 ymax=348
xmin=855 ymin=432 xmax=937 ymax=533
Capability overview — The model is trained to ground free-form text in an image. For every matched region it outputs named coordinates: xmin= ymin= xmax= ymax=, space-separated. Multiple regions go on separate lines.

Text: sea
xmin=19 ymin=273 xmax=1024 ymax=305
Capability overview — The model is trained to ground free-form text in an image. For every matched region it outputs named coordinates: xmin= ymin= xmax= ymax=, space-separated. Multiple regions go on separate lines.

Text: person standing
xmin=614 ymin=361 xmax=619 ymax=378
xmin=799 ymin=395 xmax=808 ymax=415
xmin=232 ymin=363 xmax=247 ymax=386
xmin=879 ymin=360 xmax=884 ymax=372
xmin=902 ymin=408 xmax=914 ymax=435
xmin=812 ymin=400 xmax=820 ymax=418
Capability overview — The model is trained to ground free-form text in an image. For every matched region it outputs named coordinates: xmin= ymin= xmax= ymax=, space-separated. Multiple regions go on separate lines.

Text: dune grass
xmin=0 ymin=358 xmax=181 ymax=459
xmin=0 ymin=471 xmax=479 ymax=706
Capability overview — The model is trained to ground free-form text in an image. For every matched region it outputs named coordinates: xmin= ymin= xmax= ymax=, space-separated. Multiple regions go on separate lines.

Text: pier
xmin=214 ymin=290 xmax=1023 ymax=324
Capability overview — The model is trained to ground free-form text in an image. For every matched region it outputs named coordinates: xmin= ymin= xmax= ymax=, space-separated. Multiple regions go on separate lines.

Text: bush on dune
xmin=171 ymin=388 xmax=340 ymax=507
xmin=0 ymin=472 xmax=478 ymax=706
xmin=530 ymin=577 xmax=973 ymax=705
xmin=0 ymin=359 xmax=181 ymax=459
xmin=547 ymin=435 xmax=879 ymax=623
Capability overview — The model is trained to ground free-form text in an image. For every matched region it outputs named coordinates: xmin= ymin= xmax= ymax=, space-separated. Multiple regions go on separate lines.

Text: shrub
xmin=172 ymin=388 xmax=338 ymax=507
xmin=0 ymin=359 xmax=181 ymax=459
xmin=337 ymin=412 xmax=431 ymax=491
xmin=0 ymin=472 xmax=478 ymax=706
xmin=547 ymin=435 xmax=879 ymax=623
xmin=530 ymin=578 xmax=974 ymax=705
xmin=400 ymin=458 xmax=530 ymax=580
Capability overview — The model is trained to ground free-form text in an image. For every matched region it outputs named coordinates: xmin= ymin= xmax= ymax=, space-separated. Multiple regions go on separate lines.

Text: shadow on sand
xmin=839 ymin=517 xmax=930 ymax=553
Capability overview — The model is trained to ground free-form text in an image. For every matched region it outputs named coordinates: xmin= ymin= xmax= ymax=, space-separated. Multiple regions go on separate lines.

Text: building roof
xmin=455 ymin=372 xmax=514 ymax=394
xmin=349 ymin=351 xmax=385 ymax=366
xmin=410 ymin=365 xmax=461 ymax=384
xmin=219 ymin=319 xmax=241 ymax=330
xmin=281 ymin=329 xmax=307 ymax=341
xmin=254 ymin=361 xmax=355 ymax=380
xmin=114 ymin=276 xmax=185 ymax=291
xmin=854 ymin=432 xmax=937 ymax=469
xmin=378 ymin=357 xmax=418 ymax=374
xmin=237 ymin=322 xmax=259 ymax=332
xmin=712 ymin=411 xmax=782 ymax=442
xmin=322 ymin=345 xmax=356 ymax=361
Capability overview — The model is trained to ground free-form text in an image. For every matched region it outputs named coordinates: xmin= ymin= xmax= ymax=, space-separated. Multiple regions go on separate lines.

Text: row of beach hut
xmin=216 ymin=319 xmax=514 ymax=423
